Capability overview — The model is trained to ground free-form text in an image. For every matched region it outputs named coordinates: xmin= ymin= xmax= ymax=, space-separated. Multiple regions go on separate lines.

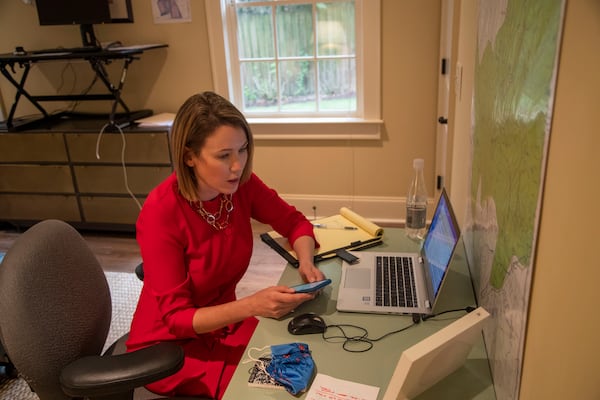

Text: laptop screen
xmin=423 ymin=190 xmax=460 ymax=297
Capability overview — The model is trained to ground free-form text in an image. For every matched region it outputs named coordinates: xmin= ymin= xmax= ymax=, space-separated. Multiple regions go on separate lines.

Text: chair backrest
xmin=0 ymin=220 xmax=112 ymax=399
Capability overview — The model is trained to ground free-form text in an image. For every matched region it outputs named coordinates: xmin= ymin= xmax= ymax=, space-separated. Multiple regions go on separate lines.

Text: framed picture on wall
xmin=152 ymin=0 xmax=192 ymax=23
xmin=109 ymin=0 xmax=134 ymax=23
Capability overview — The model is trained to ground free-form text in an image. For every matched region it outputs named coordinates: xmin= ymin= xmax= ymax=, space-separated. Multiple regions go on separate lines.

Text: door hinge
xmin=441 ymin=58 xmax=448 ymax=75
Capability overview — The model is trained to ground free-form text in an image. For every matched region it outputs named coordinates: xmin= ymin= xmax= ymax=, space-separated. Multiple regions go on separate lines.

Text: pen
xmin=313 ymin=223 xmax=358 ymax=230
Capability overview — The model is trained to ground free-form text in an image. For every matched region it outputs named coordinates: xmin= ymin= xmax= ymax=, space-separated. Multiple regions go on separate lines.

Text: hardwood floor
xmin=0 ymin=222 xmax=286 ymax=299
xmin=76 ymin=232 xmax=142 ymax=273
xmin=1 ymin=219 xmax=399 ymax=297
xmin=0 ymin=227 xmax=141 ymax=274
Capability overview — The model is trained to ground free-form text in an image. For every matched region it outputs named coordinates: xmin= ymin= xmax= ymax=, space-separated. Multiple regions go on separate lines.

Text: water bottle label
xmin=406 ymin=207 xmax=426 ymax=229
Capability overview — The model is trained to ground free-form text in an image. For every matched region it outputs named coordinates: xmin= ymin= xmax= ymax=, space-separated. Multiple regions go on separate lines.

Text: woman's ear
xmin=184 ymin=147 xmax=195 ymax=167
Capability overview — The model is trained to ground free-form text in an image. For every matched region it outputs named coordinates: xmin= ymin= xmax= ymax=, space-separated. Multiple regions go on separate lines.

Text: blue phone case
xmin=291 ymin=279 xmax=332 ymax=293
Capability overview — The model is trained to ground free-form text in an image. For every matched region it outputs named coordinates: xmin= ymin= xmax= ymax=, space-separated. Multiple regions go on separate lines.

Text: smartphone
xmin=291 ymin=279 xmax=332 ymax=293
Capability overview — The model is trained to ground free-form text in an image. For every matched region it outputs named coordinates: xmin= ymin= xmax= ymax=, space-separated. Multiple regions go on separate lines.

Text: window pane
xmin=318 ymin=58 xmax=356 ymax=111
xmin=223 ymin=0 xmax=366 ymax=118
xmin=280 ymin=60 xmax=316 ymax=112
xmin=316 ymin=1 xmax=355 ymax=57
xmin=237 ymin=6 xmax=274 ymax=59
xmin=240 ymin=61 xmax=278 ymax=112
xmin=276 ymin=4 xmax=314 ymax=57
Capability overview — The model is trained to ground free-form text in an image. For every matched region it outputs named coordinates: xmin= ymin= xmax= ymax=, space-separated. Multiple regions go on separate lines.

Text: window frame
xmin=205 ymin=0 xmax=382 ymax=140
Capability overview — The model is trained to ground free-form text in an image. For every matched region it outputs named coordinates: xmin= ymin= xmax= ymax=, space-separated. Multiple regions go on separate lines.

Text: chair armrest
xmin=60 ymin=342 xmax=184 ymax=398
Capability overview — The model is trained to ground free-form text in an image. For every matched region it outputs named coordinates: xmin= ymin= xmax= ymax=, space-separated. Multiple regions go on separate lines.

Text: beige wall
xmin=0 ymin=0 xmax=213 ymax=114
xmin=0 ymin=0 xmax=442 ymax=222
xmin=518 ymin=0 xmax=600 ymax=398
xmin=255 ymin=0 xmax=442 ymax=219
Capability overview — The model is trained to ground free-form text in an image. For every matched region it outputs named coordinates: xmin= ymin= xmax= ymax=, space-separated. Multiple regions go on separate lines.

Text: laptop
xmin=336 ymin=188 xmax=460 ymax=315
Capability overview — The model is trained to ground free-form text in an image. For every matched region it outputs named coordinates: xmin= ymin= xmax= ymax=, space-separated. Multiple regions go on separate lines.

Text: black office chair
xmin=0 ymin=219 xmax=201 ymax=400
xmin=0 ymin=342 xmax=17 ymax=379
xmin=135 ymin=262 xmax=145 ymax=281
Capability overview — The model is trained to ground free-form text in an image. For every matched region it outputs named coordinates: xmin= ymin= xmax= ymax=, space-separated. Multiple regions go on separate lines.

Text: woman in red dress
xmin=126 ymin=92 xmax=324 ymax=398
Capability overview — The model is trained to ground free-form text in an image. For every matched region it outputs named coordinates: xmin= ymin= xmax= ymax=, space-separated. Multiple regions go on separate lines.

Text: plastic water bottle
xmin=406 ymin=158 xmax=428 ymax=239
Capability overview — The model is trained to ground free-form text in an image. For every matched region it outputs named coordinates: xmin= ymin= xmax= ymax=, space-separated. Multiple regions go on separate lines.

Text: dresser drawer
xmin=80 ymin=196 xmax=144 ymax=224
xmin=0 ymin=165 xmax=75 ymax=193
xmin=0 ymin=194 xmax=80 ymax=221
xmin=0 ymin=133 xmax=68 ymax=162
xmin=73 ymin=165 xmax=171 ymax=194
xmin=66 ymin=132 xmax=171 ymax=164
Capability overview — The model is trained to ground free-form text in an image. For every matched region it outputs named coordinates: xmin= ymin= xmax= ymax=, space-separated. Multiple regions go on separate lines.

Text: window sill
xmin=248 ymin=118 xmax=383 ymax=140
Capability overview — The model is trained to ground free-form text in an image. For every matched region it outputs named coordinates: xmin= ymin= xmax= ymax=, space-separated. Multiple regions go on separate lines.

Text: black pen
xmin=313 ymin=223 xmax=358 ymax=230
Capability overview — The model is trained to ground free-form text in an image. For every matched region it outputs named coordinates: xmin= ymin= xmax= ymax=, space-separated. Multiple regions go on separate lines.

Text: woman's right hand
xmin=246 ymin=285 xmax=315 ymax=319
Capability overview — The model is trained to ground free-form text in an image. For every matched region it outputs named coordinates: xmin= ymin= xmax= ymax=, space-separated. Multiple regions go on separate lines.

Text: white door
xmin=434 ymin=0 xmax=454 ymax=196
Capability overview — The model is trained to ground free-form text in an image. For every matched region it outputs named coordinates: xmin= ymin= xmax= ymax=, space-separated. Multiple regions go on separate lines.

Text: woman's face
xmin=185 ymin=125 xmax=249 ymax=201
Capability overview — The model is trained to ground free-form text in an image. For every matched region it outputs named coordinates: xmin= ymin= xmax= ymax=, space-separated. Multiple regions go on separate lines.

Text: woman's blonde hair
xmin=170 ymin=92 xmax=254 ymax=202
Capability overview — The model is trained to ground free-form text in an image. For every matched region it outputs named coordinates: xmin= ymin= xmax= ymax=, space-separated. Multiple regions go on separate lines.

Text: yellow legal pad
xmin=260 ymin=207 xmax=384 ymax=267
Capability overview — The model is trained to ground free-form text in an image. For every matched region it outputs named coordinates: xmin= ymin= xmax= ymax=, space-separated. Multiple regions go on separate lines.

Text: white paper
xmin=306 ymin=373 xmax=379 ymax=400
xmin=135 ymin=112 xmax=175 ymax=127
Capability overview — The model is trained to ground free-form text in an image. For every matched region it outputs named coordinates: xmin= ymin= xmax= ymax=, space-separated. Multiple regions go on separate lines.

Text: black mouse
xmin=288 ymin=313 xmax=326 ymax=335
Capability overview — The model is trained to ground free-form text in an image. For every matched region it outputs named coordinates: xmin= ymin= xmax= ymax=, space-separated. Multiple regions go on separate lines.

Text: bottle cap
xmin=413 ymin=158 xmax=424 ymax=169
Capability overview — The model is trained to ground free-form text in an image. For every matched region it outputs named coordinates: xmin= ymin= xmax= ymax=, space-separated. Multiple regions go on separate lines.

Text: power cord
xmin=420 ymin=305 xmax=477 ymax=321
xmin=321 ymin=306 xmax=477 ymax=353
xmin=322 ymin=320 xmax=418 ymax=353
xmin=95 ymin=122 xmax=142 ymax=210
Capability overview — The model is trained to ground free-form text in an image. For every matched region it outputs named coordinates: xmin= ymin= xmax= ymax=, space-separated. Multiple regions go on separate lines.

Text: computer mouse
xmin=287 ymin=313 xmax=326 ymax=335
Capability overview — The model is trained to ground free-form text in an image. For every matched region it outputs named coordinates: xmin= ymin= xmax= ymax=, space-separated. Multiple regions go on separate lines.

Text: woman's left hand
xmin=292 ymin=235 xmax=325 ymax=283
xmin=298 ymin=261 xmax=326 ymax=283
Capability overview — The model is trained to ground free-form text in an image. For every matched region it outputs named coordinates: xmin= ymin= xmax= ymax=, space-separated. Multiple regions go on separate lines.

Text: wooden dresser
xmin=0 ymin=118 xmax=172 ymax=231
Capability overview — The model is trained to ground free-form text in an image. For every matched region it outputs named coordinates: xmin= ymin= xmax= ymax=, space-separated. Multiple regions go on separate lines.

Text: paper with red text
xmin=306 ymin=373 xmax=379 ymax=400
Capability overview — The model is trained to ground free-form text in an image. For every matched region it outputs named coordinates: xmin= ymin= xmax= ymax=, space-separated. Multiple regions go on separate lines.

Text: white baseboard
xmin=279 ymin=193 xmax=416 ymax=226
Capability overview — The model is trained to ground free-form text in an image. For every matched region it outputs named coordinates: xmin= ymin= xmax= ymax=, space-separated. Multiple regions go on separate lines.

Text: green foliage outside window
xmin=235 ymin=1 xmax=356 ymax=113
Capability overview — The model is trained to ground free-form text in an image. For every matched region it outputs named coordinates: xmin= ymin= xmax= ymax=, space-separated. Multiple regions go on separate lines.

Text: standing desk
xmin=0 ymin=44 xmax=167 ymax=130
xmin=223 ymin=228 xmax=496 ymax=399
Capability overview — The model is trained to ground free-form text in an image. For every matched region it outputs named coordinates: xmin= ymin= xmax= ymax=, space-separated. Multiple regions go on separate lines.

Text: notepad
xmin=260 ymin=207 xmax=384 ymax=267
xmin=312 ymin=207 xmax=383 ymax=251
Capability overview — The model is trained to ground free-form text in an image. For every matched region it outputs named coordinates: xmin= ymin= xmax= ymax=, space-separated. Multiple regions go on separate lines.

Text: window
xmin=205 ymin=0 xmax=382 ymax=139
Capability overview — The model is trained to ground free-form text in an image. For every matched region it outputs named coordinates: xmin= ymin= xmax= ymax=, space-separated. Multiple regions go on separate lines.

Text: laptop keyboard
xmin=375 ymin=255 xmax=417 ymax=308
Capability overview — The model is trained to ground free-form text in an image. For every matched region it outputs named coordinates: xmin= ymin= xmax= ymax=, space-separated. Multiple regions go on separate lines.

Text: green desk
xmin=223 ymin=228 xmax=496 ymax=399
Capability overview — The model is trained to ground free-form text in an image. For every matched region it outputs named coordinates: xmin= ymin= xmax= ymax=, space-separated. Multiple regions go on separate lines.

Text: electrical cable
xmin=68 ymin=69 xmax=98 ymax=114
xmin=95 ymin=122 xmax=143 ymax=210
xmin=320 ymin=306 xmax=477 ymax=353
xmin=420 ymin=306 xmax=476 ymax=321
xmin=322 ymin=321 xmax=418 ymax=353
xmin=56 ymin=61 xmax=76 ymax=98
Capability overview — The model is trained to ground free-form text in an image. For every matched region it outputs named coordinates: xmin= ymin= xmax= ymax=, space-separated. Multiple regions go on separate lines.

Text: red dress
xmin=126 ymin=172 xmax=315 ymax=399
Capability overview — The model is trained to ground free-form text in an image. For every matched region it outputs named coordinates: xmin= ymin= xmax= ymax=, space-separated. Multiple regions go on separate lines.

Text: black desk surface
xmin=0 ymin=114 xmax=167 ymax=134
xmin=0 ymin=44 xmax=167 ymax=64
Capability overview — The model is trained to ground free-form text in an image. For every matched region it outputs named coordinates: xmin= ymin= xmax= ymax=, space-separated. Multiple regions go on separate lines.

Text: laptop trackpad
xmin=344 ymin=268 xmax=371 ymax=289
